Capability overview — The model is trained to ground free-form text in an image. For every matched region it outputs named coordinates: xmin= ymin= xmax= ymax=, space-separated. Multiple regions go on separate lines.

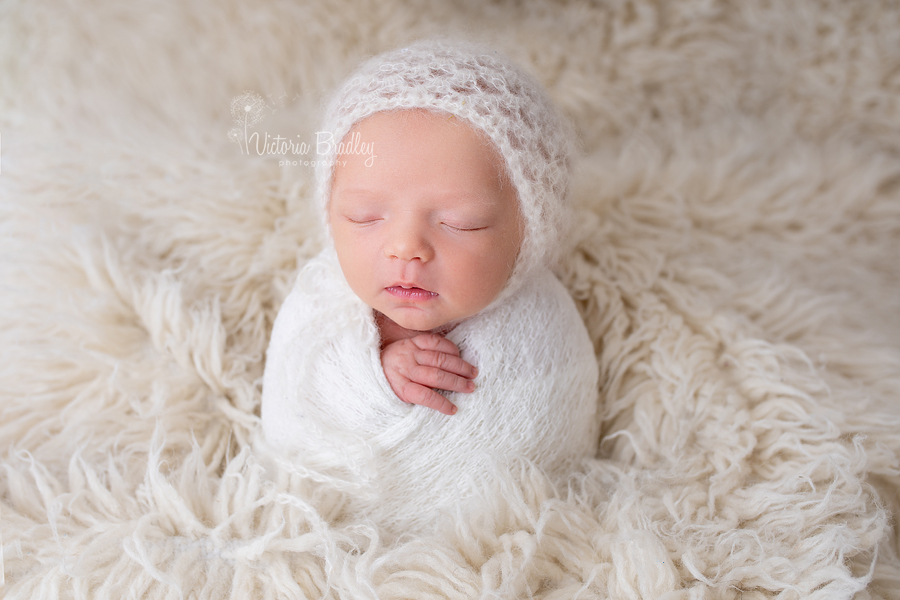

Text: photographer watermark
xmin=228 ymin=91 xmax=375 ymax=167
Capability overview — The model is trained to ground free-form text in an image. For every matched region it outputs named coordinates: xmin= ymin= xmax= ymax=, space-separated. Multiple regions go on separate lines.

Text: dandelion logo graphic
xmin=229 ymin=91 xmax=267 ymax=154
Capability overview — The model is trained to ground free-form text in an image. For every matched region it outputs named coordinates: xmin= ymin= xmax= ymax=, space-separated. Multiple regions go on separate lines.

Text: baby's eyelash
xmin=347 ymin=217 xmax=381 ymax=225
xmin=443 ymin=223 xmax=487 ymax=232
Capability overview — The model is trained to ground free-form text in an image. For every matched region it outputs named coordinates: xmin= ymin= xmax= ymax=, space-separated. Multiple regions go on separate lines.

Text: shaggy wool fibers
xmin=2 ymin=0 xmax=900 ymax=598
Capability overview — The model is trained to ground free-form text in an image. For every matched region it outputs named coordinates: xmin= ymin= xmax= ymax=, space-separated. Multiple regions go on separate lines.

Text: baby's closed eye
xmin=345 ymin=214 xmax=383 ymax=225
xmin=441 ymin=222 xmax=488 ymax=232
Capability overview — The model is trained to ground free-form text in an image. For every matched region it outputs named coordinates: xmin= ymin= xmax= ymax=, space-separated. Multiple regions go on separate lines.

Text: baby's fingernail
xmin=450 ymin=405 xmax=458 ymax=415
xmin=472 ymin=367 xmax=478 ymax=377
xmin=467 ymin=381 xmax=475 ymax=391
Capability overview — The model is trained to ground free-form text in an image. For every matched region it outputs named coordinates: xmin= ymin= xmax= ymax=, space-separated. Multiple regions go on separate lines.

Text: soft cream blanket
xmin=2 ymin=1 xmax=899 ymax=598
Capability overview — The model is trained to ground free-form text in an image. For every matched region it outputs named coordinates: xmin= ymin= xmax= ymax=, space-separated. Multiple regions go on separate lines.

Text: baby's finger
xmin=415 ymin=349 xmax=477 ymax=379
xmin=401 ymin=381 xmax=458 ymax=415
xmin=411 ymin=333 xmax=460 ymax=357
xmin=409 ymin=365 xmax=476 ymax=394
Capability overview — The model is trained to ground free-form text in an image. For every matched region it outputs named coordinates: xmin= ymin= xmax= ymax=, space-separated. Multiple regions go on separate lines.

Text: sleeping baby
xmin=261 ymin=39 xmax=600 ymax=533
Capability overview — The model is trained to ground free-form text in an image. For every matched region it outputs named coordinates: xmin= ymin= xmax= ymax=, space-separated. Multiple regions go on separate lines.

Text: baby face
xmin=329 ymin=109 xmax=523 ymax=332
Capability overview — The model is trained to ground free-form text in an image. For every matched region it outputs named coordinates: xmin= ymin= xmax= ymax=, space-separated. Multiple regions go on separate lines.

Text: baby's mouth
xmin=386 ymin=285 xmax=438 ymax=300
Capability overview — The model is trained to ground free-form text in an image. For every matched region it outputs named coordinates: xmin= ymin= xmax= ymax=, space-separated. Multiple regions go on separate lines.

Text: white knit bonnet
xmin=315 ymin=38 xmax=572 ymax=308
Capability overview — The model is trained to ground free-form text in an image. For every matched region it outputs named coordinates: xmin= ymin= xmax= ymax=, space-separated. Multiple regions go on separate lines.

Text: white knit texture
xmin=261 ymin=248 xmax=599 ymax=534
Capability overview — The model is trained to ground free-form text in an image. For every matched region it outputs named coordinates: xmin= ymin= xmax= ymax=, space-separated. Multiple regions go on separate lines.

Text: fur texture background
xmin=1 ymin=0 xmax=899 ymax=598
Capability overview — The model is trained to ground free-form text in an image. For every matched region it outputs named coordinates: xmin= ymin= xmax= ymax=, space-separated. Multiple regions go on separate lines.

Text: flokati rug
xmin=1 ymin=1 xmax=900 ymax=598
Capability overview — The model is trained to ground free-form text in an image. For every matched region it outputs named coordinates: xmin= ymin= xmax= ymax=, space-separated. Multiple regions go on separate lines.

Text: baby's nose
xmin=384 ymin=222 xmax=434 ymax=262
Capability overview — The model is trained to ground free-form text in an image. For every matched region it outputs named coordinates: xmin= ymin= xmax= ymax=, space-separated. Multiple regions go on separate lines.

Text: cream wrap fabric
xmin=261 ymin=247 xmax=600 ymax=532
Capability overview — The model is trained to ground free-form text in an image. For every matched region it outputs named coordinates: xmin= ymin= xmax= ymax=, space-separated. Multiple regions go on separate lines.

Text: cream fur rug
xmin=2 ymin=1 xmax=900 ymax=598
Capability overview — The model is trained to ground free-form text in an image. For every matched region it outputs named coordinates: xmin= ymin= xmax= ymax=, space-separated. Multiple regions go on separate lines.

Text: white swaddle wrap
xmin=261 ymin=248 xmax=599 ymax=531
xmin=261 ymin=39 xmax=601 ymax=532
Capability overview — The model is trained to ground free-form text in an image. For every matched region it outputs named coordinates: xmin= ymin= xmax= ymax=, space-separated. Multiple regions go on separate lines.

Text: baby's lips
xmin=384 ymin=283 xmax=439 ymax=299
xmin=389 ymin=281 xmax=436 ymax=294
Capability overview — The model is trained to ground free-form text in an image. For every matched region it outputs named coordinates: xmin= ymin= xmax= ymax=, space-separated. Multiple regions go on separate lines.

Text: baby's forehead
xmin=332 ymin=109 xmax=520 ymax=214
xmin=347 ymin=108 xmax=502 ymax=153
xmin=338 ymin=109 xmax=511 ymax=176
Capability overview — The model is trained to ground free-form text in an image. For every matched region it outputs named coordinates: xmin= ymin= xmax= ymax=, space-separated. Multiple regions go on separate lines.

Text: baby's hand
xmin=381 ymin=333 xmax=477 ymax=415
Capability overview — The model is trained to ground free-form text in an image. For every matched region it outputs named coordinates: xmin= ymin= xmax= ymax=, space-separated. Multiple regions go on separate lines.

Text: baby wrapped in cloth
xmin=262 ymin=40 xmax=600 ymax=534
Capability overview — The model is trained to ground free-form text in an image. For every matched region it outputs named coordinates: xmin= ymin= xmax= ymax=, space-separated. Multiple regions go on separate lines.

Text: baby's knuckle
xmin=432 ymin=352 xmax=449 ymax=369
xmin=421 ymin=390 xmax=443 ymax=410
xmin=435 ymin=370 xmax=455 ymax=387
xmin=422 ymin=391 xmax=444 ymax=410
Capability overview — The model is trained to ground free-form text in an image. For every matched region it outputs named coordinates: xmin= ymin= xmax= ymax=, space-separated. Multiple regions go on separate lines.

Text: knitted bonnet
xmin=315 ymin=38 xmax=572 ymax=307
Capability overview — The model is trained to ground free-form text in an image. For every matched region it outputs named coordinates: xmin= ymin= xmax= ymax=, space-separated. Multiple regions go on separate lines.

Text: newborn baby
xmin=262 ymin=39 xmax=599 ymax=533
